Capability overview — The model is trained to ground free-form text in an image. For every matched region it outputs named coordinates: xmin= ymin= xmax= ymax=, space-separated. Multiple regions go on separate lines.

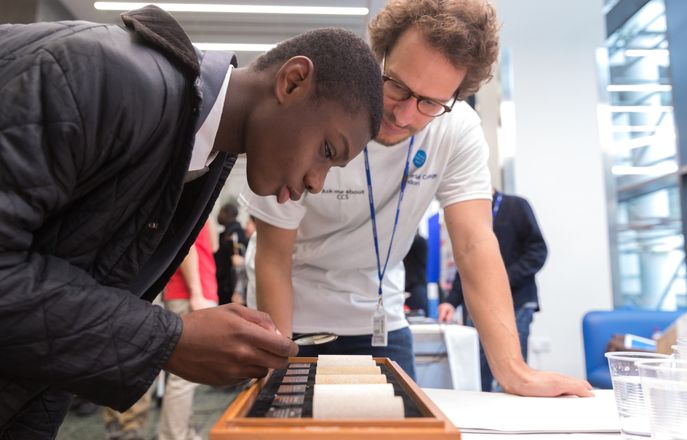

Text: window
xmin=603 ymin=0 xmax=686 ymax=309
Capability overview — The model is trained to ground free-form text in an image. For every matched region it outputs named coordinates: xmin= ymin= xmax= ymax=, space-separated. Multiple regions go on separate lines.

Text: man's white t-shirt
xmin=239 ymin=101 xmax=492 ymax=335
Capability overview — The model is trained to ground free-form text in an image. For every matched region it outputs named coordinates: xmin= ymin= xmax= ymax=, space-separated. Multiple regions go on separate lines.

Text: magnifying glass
xmin=291 ymin=332 xmax=339 ymax=346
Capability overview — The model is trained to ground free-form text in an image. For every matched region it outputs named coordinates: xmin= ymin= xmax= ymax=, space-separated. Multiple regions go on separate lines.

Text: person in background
xmin=215 ymin=203 xmax=248 ymax=305
xmin=230 ymin=216 xmax=257 ymax=305
xmin=242 ymin=0 xmax=591 ymax=397
xmin=159 ymin=222 xmax=217 ymax=440
xmin=403 ymin=232 xmax=429 ymax=315
xmin=243 ymin=216 xmax=257 ymax=240
xmin=102 ymin=392 xmax=151 ymax=440
xmin=69 ymin=396 xmax=99 ymax=418
xmin=0 ymin=5 xmax=384 ymax=437
xmin=443 ymin=189 xmax=548 ymax=391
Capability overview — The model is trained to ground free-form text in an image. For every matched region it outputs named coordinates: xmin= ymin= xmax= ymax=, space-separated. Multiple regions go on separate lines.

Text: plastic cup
xmin=605 ymin=351 xmax=671 ymax=438
xmin=636 ymin=359 xmax=687 ymax=440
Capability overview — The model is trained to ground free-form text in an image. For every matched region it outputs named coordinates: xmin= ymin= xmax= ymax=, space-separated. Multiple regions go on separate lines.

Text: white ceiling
xmin=56 ymin=0 xmax=380 ymax=65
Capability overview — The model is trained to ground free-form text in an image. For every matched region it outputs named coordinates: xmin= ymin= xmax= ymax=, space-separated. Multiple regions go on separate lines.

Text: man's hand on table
xmin=500 ymin=366 xmax=594 ymax=397
xmin=164 ymin=303 xmax=298 ymax=385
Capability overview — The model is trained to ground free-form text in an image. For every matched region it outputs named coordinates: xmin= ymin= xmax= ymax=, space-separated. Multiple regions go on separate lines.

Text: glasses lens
xmin=418 ymin=100 xmax=446 ymax=117
xmin=383 ymin=79 xmax=410 ymax=101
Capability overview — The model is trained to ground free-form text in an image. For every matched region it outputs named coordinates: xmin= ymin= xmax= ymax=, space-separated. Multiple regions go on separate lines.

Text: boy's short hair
xmin=254 ymin=28 xmax=383 ymax=138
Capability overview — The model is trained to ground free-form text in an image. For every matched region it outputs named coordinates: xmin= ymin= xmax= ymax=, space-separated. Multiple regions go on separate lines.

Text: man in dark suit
xmin=441 ymin=189 xmax=548 ymax=391
xmin=403 ymin=232 xmax=429 ymax=314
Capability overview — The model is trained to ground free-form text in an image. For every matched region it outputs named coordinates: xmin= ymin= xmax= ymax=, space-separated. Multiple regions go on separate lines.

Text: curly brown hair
xmin=368 ymin=0 xmax=499 ymax=100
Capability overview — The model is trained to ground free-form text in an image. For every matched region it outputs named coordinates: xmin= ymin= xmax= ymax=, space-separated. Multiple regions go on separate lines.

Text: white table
xmin=425 ymin=388 xmax=621 ymax=439
xmin=410 ymin=323 xmax=481 ymax=390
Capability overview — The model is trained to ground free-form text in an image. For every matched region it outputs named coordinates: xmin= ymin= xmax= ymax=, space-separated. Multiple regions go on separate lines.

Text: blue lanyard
xmin=364 ymin=136 xmax=415 ymax=297
xmin=493 ymin=191 xmax=503 ymax=218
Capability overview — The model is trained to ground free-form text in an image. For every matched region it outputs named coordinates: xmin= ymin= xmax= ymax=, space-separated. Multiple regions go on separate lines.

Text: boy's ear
xmin=274 ymin=56 xmax=315 ymax=104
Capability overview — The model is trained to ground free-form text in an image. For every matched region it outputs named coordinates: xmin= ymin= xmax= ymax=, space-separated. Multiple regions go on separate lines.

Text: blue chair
xmin=582 ymin=309 xmax=684 ymax=389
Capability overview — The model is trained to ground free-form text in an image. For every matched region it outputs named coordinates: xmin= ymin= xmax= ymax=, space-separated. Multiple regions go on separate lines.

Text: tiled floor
xmin=57 ymin=385 xmax=239 ymax=440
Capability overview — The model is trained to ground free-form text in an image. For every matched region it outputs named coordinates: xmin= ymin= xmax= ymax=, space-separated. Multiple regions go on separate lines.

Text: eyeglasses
xmin=382 ymin=54 xmax=459 ymax=117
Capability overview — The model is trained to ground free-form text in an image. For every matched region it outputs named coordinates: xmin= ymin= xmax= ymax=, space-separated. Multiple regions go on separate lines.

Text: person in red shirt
xmin=165 ymin=222 xmax=219 ymax=310
xmin=160 ymin=222 xmax=218 ymax=440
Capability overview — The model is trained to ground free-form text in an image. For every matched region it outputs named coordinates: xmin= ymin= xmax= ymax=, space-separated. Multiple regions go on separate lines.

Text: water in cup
xmin=605 ymin=352 xmax=670 ymax=439
xmin=638 ymin=359 xmax=687 ymax=440
xmin=612 ymin=375 xmax=650 ymax=436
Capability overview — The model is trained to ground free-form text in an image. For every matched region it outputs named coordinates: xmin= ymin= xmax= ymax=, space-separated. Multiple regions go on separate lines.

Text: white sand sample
xmin=315 ymin=374 xmax=387 ymax=384
xmin=313 ymin=383 xmax=394 ymax=400
xmin=313 ymin=384 xmax=404 ymax=419
xmin=316 ymin=354 xmax=376 ymax=366
xmin=316 ymin=365 xmax=381 ymax=375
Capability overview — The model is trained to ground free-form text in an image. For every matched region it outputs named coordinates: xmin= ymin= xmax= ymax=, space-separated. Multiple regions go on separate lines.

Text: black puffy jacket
xmin=0 ymin=6 xmax=235 ymax=425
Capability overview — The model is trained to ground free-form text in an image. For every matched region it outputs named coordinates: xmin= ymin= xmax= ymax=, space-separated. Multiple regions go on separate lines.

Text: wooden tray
xmin=210 ymin=356 xmax=460 ymax=439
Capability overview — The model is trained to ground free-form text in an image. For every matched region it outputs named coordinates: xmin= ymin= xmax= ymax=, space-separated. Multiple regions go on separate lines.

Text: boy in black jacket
xmin=0 ymin=6 xmax=382 ymax=437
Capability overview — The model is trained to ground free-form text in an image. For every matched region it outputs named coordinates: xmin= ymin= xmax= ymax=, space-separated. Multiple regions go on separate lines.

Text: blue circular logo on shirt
xmin=413 ymin=149 xmax=427 ymax=167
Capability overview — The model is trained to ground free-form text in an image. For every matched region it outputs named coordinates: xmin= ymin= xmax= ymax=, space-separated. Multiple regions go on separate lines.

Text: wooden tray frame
xmin=210 ymin=356 xmax=460 ymax=439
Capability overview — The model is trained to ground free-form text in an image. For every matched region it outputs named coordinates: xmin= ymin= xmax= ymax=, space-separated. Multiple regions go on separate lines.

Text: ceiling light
xmin=611 ymin=125 xmax=660 ymax=132
xmin=611 ymin=162 xmax=677 ymax=176
xmin=613 ymin=134 xmax=675 ymax=151
xmin=651 ymin=235 xmax=683 ymax=253
xmin=609 ymin=106 xmax=673 ymax=113
xmin=193 ymin=42 xmax=275 ymax=52
xmin=94 ymin=2 xmax=369 ymax=15
xmin=624 ymin=49 xmax=669 ymax=57
xmin=607 ymin=84 xmax=672 ymax=92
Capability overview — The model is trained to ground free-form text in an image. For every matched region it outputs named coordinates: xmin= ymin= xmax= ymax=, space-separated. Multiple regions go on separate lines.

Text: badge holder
xmin=371 ymin=297 xmax=388 ymax=347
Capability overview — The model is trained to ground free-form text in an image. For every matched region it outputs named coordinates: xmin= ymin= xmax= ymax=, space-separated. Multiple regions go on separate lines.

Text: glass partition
xmin=603 ymin=0 xmax=686 ymax=309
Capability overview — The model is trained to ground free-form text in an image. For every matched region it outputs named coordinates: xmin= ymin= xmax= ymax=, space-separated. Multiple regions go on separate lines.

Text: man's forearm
xmin=178 ymin=245 xmax=203 ymax=299
xmin=255 ymin=255 xmax=294 ymax=336
xmin=253 ymin=219 xmax=298 ymax=337
xmin=455 ymin=235 xmax=528 ymax=386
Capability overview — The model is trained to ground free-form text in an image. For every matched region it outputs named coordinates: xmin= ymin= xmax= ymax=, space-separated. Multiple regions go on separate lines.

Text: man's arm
xmin=0 ymin=45 xmax=184 ymax=413
xmin=444 ymin=200 xmax=592 ymax=397
xmin=208 ymin=219 xmax=220 ymax=253
xmin=178 ymin=243 xmax=216 ymax=311
xmin=253 ymin=218 xmax=298 ymax=336
xmin=165 ymin=304 xmax=298 ymax=383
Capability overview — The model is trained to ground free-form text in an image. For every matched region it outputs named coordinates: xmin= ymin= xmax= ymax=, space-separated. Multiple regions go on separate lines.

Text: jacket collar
xmin=120 ymin=5 xmax=199 ymax=78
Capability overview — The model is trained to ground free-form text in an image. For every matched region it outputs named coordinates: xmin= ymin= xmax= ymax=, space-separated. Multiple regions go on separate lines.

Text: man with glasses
xmin=241 ymin=0 xmax=593 ymax=396
xmin=381 ymin=56 xmax=459 ymax=118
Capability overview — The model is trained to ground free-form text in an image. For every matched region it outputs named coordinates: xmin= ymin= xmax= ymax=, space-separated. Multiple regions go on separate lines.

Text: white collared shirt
xmin=188 ymin=65 xmax=233 ymax=172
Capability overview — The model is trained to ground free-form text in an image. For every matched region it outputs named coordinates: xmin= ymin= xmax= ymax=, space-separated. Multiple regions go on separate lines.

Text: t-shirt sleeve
xmin=435 ymin=109 xmax=493 ymax=208
xmin=239 ymin=186 xmax=306 ymax=230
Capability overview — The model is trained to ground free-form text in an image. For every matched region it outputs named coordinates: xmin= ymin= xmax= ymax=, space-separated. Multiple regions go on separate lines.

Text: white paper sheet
xmin=425 ymin=388 xmax=621 ymax=434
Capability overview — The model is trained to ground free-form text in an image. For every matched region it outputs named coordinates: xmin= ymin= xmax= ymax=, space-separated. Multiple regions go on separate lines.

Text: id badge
xmin=371 ymin=297 xmax=388 ymax=347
